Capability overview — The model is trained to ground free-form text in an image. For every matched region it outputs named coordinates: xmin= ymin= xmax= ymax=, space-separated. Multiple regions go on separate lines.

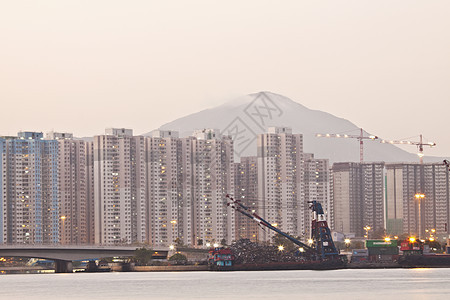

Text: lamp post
xmin=415 ymin=193 xmax=425 ymax=239
xmin=344 ymin=238 xmax=351 ymax=251
xmin=169 ymin=244 xmax=175 ymax=256
xmin=170 ymin=220 xmax=177 ymax=245
xmin=60 ymin=216 xmax=66 ymax=245
xmin=364 ymin=226 xmax=371 ymax=240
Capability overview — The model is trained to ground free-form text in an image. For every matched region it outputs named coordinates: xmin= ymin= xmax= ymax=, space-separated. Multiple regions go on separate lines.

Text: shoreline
xmin=3 ymin=262 xmax=450 ymax=274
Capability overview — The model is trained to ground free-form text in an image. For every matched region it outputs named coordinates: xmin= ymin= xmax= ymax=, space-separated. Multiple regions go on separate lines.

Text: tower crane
xmin=380 ymin=134 xmax=436 ymax=164
xmin=316 ymin=128 xmax=378 ymax=163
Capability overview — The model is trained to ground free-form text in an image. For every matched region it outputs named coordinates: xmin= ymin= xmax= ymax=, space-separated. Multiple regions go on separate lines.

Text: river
xmin=1 ymin=268 xmax=450 ymax=299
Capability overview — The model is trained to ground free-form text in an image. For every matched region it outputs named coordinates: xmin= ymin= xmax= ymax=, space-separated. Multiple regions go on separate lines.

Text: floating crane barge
xmin=208 ymin=195 xmax=346 ymax=271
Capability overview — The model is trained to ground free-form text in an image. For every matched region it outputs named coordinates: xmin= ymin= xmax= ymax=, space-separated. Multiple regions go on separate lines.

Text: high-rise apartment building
xmin=191 ymin=129 xmax=235 ymax=246
xmin=362 ymin=163 xmax=385 ymax=235
xmin=331 ymin=163 xmax=357 ymax=235
xmin=234 ymin=156 xmax=259 ymax=242
xmin=257 ymin=127 xmax=305 ymax=242
xmin=192 ymin=129 xmax=235 ymax=246
xmin=3 ymin=132 xmax=59 ymax=244
xmin=331 ymin=162 xmax=384 ymax=237
xmin=146 ymin=130 xmax=184 ymax=247
xmin=48 ymin=132 xmax=88 ymax=245
xmin=386 ymin=163 xmax=450 ymax=238
xmin=303 ymin=153 xmax=330 ymax=237
xmin=93 ymin=129 xmax=147 ymax=245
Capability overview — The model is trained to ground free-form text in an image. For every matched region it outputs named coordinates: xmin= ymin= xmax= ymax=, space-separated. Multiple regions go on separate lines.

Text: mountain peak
xmin=152 ymin=92 xmax=440 ymax=164
xmin=219 ymin=91 xmax=309 ymax=112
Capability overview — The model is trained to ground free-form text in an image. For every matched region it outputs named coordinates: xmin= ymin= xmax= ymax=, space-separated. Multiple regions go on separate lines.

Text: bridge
xmin=0 ymin=245 xmax=169 ymax=273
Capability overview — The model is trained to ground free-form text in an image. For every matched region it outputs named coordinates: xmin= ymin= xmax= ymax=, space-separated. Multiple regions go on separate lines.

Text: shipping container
xmin=366 ymin=240 xmax=398 ymax=248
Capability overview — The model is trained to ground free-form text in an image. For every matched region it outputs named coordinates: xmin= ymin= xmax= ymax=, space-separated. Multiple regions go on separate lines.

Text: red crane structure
xmin=444 ymin=160 xmax=450 ymax=172
xmin=316 ymin=128 xmax=378 ymax=163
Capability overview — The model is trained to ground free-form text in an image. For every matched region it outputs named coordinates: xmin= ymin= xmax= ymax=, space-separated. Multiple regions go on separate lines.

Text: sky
xmin=0 ymin=1 xmax=449 ymax=157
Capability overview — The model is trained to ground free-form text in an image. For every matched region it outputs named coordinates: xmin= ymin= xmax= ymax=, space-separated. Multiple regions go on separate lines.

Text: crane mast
xmin=309 ymin=200 xmax=340 ymax=260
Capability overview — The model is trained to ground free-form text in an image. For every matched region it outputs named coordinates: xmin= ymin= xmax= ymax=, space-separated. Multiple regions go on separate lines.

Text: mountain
xmin=147 ymin=91 xmax=442 ymax=164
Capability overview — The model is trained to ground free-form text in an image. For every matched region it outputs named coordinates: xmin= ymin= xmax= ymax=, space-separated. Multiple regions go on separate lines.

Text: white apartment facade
xmin=93 ymin=129 xmax=147 ymax=245
xmin=234 ymin=156 xmax=259 ymax=242
xmin=257 ymin=127 xmax=305 ymax=242
xmin=147 ymin=130 xmax=184 ymax=247
xmin=53 ymin=133 xmax=88 ymax=245
xmin=192 ymin=129 xmax=235 ymax=246
xmin=303 ymin=153 xmax=330 ymax=238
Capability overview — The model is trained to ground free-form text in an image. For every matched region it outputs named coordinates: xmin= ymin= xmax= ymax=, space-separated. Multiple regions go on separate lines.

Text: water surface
xmin=1 ymin=268 xmax=449 ymax=299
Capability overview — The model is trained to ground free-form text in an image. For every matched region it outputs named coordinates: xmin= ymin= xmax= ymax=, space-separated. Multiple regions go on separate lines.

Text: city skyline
xmin=2 ymin=2 xmax=450 ymax=298
xmin=2 ymin=126 xmax=449 ymax=248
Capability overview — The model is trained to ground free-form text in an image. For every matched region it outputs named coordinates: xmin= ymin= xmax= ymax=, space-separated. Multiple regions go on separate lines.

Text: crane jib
xmin=226 ymin=194 xmax=315 ymax=254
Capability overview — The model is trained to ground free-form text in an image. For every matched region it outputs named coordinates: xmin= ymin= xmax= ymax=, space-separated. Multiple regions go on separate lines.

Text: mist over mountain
xmin=147 ymin=91 xmax=441 ymax=164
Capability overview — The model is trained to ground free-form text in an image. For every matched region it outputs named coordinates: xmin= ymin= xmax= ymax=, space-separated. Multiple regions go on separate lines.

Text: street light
xmin=278 ymin=245 xmax=284 ymax=251
xmin=344 ymin=238 xmax=351 ymax=251
xmin=415 ymin=194 xmax=425 ymax=199
xmin=415 ymin=193 xmax=425 ymax=239
xmin=364 ymin=226 xmax=371 ymax=239
xmin=60 ymin=216 xmax=66 ymax=245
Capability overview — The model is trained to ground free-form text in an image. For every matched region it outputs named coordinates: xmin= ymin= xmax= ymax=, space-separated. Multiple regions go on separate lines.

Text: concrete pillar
xmin=55 ymin=260 xmax=73 ymax=273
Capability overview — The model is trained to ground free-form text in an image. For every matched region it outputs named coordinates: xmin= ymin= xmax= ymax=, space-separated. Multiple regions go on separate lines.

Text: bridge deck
xmin=0 ymin=245 xmax=168 ymax=261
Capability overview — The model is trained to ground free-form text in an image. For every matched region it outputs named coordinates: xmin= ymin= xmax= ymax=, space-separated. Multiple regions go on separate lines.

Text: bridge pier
xmin=55 ymin=260 xmax=73 ymax=273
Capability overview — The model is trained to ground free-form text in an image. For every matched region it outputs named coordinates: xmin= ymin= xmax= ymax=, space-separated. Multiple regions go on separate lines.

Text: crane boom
xmin=316 ymin=128 xmax=378 ymax=162
xmin=226 ymin=194 xmax=315 ymax=254
xmin=381 ymin=134 xmax=436 ymax=164
xmin=226 ymin=194 xmax=340 ymax=261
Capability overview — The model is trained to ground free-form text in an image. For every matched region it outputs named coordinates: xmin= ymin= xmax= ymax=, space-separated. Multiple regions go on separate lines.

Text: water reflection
xmin=0 ymin=269 xmax=450 ymax=300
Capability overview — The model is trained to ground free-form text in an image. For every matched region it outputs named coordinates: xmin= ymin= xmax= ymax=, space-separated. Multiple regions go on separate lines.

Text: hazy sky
xmin=1 ymin=1 xmax=449 ymax=157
